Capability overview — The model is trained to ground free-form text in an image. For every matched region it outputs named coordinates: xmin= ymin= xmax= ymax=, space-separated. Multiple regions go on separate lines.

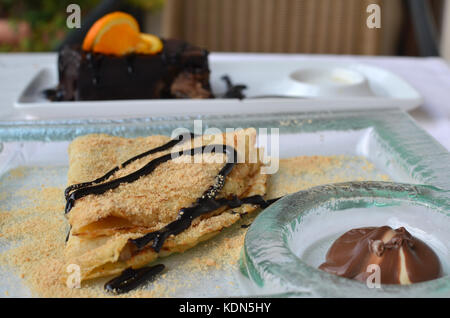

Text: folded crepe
xmin=63 ymin=128 xmax=267 ymax=281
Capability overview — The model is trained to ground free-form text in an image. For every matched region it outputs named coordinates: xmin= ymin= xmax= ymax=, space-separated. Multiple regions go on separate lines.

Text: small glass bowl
xmin=240 ymin=181 xmax=450 ymax=297
xmin=289 ymin=66 xmax=375 ymax=97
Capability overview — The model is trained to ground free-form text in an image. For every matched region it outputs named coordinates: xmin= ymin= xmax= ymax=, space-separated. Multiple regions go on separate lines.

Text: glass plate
xmin=0 ymin=109 xmax=449 ymax=297
xmin=241 ymin=181 xmax=450 ymax=297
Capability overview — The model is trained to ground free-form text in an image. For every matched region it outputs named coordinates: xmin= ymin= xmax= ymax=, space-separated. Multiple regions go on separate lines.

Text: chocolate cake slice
xmin=49 ymin=39 xmax=213 ymax=101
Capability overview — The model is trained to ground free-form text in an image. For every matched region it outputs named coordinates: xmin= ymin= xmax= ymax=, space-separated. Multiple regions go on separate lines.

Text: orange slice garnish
xmin=82 ymin=11 xmax=140 ymax=56
xmin=135 ymin=33 xmax=164 ymax=55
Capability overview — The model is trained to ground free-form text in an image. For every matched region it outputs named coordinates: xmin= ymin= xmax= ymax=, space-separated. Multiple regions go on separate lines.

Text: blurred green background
xmin=0 ymin=0 xmax=448 ymax=59
xmin=0 ymin=0 xmax=164 ymax=52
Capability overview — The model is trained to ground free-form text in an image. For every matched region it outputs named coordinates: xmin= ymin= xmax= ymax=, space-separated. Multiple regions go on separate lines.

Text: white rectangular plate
xmin=13 ymin=54 xmax=422 ymax=121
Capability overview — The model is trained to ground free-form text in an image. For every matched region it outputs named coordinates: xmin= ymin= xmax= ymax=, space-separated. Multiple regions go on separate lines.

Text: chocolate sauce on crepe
xmin=64 ymin=133 xmax=280 ymax=293
xmin=105 ymin=264 xmax=165 ymax=294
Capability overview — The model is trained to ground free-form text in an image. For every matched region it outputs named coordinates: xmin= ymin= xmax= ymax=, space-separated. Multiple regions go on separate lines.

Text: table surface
xmin=0 ymin=53 xmax=449 ymax=149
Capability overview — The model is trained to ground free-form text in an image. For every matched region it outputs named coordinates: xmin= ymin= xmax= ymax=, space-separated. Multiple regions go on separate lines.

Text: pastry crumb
xmin=0 ymin=153 xmax=390 ymax=297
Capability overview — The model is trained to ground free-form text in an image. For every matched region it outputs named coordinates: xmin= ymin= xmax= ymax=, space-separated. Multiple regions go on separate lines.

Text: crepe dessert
xmin=47 ymin=12 xmax=212 ymax=101
xmin=63 ymin=128 xmax=270 ymax=287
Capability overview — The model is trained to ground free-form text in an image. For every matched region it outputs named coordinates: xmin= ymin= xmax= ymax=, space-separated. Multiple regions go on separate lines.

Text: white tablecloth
xmin=332 ymin=55 xmax=450 ymax=151
xmin=0 ymin=53 xmax=448 ymax=149
xmin=365 ymin=56 xmax=450 ymax=151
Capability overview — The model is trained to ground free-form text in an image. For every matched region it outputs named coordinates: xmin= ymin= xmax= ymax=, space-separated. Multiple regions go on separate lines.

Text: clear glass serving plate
xmin=241 ymin=181 xmax=450 ymax=297
xmin=0 ymin=108 xmax=449 ymax=297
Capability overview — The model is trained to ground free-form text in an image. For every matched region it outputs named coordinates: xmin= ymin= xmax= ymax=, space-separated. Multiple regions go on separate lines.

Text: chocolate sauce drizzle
xmin=64 ymin=132 xmax=194 ymax=212
xmin=221 ymin=75 xmax=247 ymax=99
xmin=65 ymin=143 xmax=237 ymax=215
xmin=86 ymin=52 xmax=104 ymax=85
xmin=64 ymin=132 xmax=281 ymax=293
xmin=161 ymin=41 xmax=188 ymax=65
xmin=43 ymin=88 xmax=65 ymax=101
xmin=131 ymin=194 xmax=279 ymax=252
xmin=65 ymin=226 xmax=71 ymax=242
xmin=125 ymin=54 xmax=136 ymax=74
xmin=104 ymin=264 xmax=165 ymax=294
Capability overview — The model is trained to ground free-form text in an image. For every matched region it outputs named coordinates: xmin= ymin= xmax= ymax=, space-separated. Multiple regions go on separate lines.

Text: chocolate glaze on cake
xmin=48 ymin=39 xmax=213 ymax=101
xmin=319 ymin=226 xmax=443 ymax=285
